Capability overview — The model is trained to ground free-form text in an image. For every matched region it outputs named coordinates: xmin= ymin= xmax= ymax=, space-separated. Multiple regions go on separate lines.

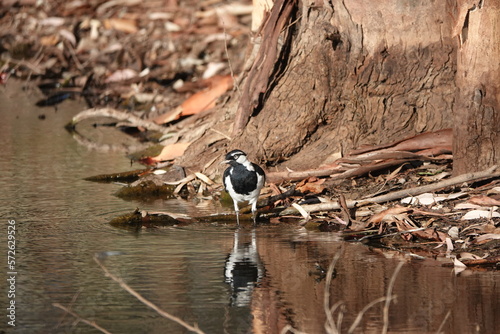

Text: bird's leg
xmin=251 ymin=202 xmax=257 ymax=225
xmin=233 ymin=200 xmax=240 ymax=226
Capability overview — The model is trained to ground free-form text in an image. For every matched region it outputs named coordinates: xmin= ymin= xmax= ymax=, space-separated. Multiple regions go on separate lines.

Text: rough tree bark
xmin=232 ymin=0 xmax=458 ymax=170
xmin=179 ymin=0 xmax=498 ymax=177
xmin=453 ymin=1 xmax=500 ymax=175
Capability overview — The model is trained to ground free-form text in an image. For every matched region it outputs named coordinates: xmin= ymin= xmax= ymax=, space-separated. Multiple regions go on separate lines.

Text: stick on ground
xmin=280 ymin=165 xmax=500 ymax=215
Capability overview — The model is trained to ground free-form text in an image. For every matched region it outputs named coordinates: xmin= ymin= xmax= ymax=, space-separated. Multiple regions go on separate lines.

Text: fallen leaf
xmin=401 ymin=192 xmax=466 ymax=206
xmin=296 ymin=177 xmax=326 ymax=194
xmin=448 ymin=226 xmax=459 ymax=240
xmin=153 ymin=106 xmax=183 ymax=125
xmin=468 ymin=195 xmax=500 ymax=206
xmin=154 ymin=75 xmax=233 ymax=124
xmin=421 ymin=171 xmax=451 ymax=182
xmin=59 ymin=29 xmax=76 ymax=46
xmin=181 ymin=75 xmax=233 ymax=116
xmin=139 ymin=143 xmax=190 ymax=165
xmin=164 ymin=21 xmax=181 ymax=32
xmin=411 ymin=228 xmax=448 ymax=242
xmin=331 ymin=214 xmax=348 ymax=225
xmin=368 ymin=206 xmax=411 ymax=225
xmin=488 ymin=187 xmax=500 ymax=194
xmin=461 ymin=209 xmax=500 ymax=220
xmin=194 ymin=172 xmax=214 ymax=185
xmin=473 ymin=233 xmax=500 ymax=244
xmin=459 ymin=252 xmax=484 ymax=260
xmin=445 ymin=237 xmax=454 ymax=252
xmin=105 ymin=69 xmax=138 ymax=83
xmin=39 ymin=17 xmax=66 ymax=26
xmin=40 ymin=35 xmax=59 ymax=46
xmin=174 ymin=174 xmax=196 ymax=194
xmin=103 ymin=18 xmax=138 ymax=34
xmin=96 ymin=0 xmax=142 ymax=16
xmin=292 ymin=203 xmax=311 ymax=220
xmin=454 ymin=203 xmax=482 ymax=210
xmin=453 ymin=257 xmax=467 ymax=268
xmin=202 ymin=62 xmax=226 ymax=79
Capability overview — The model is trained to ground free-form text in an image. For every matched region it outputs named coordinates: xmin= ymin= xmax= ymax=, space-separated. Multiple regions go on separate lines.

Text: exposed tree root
xmin=68 ymin=107 xmax=169 ymax=134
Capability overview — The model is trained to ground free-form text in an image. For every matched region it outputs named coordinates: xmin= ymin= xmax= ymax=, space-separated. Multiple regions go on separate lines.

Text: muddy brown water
xmin=1 ymin=81 xmax=499 ymax=333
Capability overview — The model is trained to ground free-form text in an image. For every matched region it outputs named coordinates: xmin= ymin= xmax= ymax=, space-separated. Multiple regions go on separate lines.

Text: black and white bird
xmin=222 ymin=149 xmax=265 ymax=225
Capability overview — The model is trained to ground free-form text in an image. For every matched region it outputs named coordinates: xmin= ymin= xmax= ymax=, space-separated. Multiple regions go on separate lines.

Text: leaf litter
xmin=2 ymin=1 xmax=499 ymax=270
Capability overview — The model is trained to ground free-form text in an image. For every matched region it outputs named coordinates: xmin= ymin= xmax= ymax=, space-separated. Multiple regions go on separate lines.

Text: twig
xmin=436 ymin=310 xmax=451 ymax=333
xmin=382 ymin=262 xmax=404 ymax=334
xmin=324 ymin=249 xmax=343 ymax=334
xmin=56 ymin=288 xmax=84 ymax=329
xmin=347 ymin=296 xmax=392 ymax=334
xmin=357 ymin=227 xmax=427 ymax=242
xmin=53 ymin=303 xmax=112 ymax=334
xmin=218 ymin=15 xmax=241 ymax=98
xmin=93 ymin=255 xmax=205 ymax=334
xmin=280 ymin=165 xmax=500 ymax=215
xmin=209 ymin=127 xmax=232 ymax=140
xmin=359 ymin=165 xmax=498 ymax=206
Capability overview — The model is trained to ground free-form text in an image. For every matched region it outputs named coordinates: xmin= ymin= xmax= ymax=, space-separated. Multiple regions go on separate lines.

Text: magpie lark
xmin=222 ymin=149 xmax=265 ymax=225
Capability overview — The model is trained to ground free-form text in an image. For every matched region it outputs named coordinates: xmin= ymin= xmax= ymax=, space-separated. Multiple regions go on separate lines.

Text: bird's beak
xmin=220 ymin=159 xmax=230 ymax=165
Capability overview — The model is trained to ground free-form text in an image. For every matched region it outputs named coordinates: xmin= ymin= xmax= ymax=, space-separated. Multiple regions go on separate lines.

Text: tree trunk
xmin=180 ymin=0 xmax=498 ymax=177
xmin=453 ymin=1 xmax=500 ymax=175
xmin=232 ymin=0 xmax=457 ymax=170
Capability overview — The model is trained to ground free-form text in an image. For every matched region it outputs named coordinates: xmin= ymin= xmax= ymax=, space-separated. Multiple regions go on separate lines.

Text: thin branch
xmin=347 ymin=296 xmax=393 ymax=334
xmin=382 ymin=261 xmax=404 ymax=334
xmin=53 ymin=303 xmax=112 ymax=334
xmin=436 ymin=310 xmax=451 ymax=334
xmin=209 ymin=127 xmax=232 ymax=140
xmin=93 ymin=255 xmax=205 ymax=334
xmin=218 ymin=15 xmax=241 ymax=99
xmin=359 ymin=165 xmax=499 ymax=207
xmin=324 ymin=248 xmax=343 ymax=334
xmin=56 ymin=288 xmax=84 ymax=329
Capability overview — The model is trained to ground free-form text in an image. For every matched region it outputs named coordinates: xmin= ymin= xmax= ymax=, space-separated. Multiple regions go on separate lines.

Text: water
xmin=1 ymin=80 xmax=499 ymax=334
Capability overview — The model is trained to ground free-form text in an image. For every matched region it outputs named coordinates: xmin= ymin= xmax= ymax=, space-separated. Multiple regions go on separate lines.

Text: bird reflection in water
xmin=224 ymin=228 xmax=265 ymax=307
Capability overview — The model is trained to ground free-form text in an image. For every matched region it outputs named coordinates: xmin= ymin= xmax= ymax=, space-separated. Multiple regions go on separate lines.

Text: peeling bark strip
xmin=233 ymin=0 xmax=296 ymax=135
